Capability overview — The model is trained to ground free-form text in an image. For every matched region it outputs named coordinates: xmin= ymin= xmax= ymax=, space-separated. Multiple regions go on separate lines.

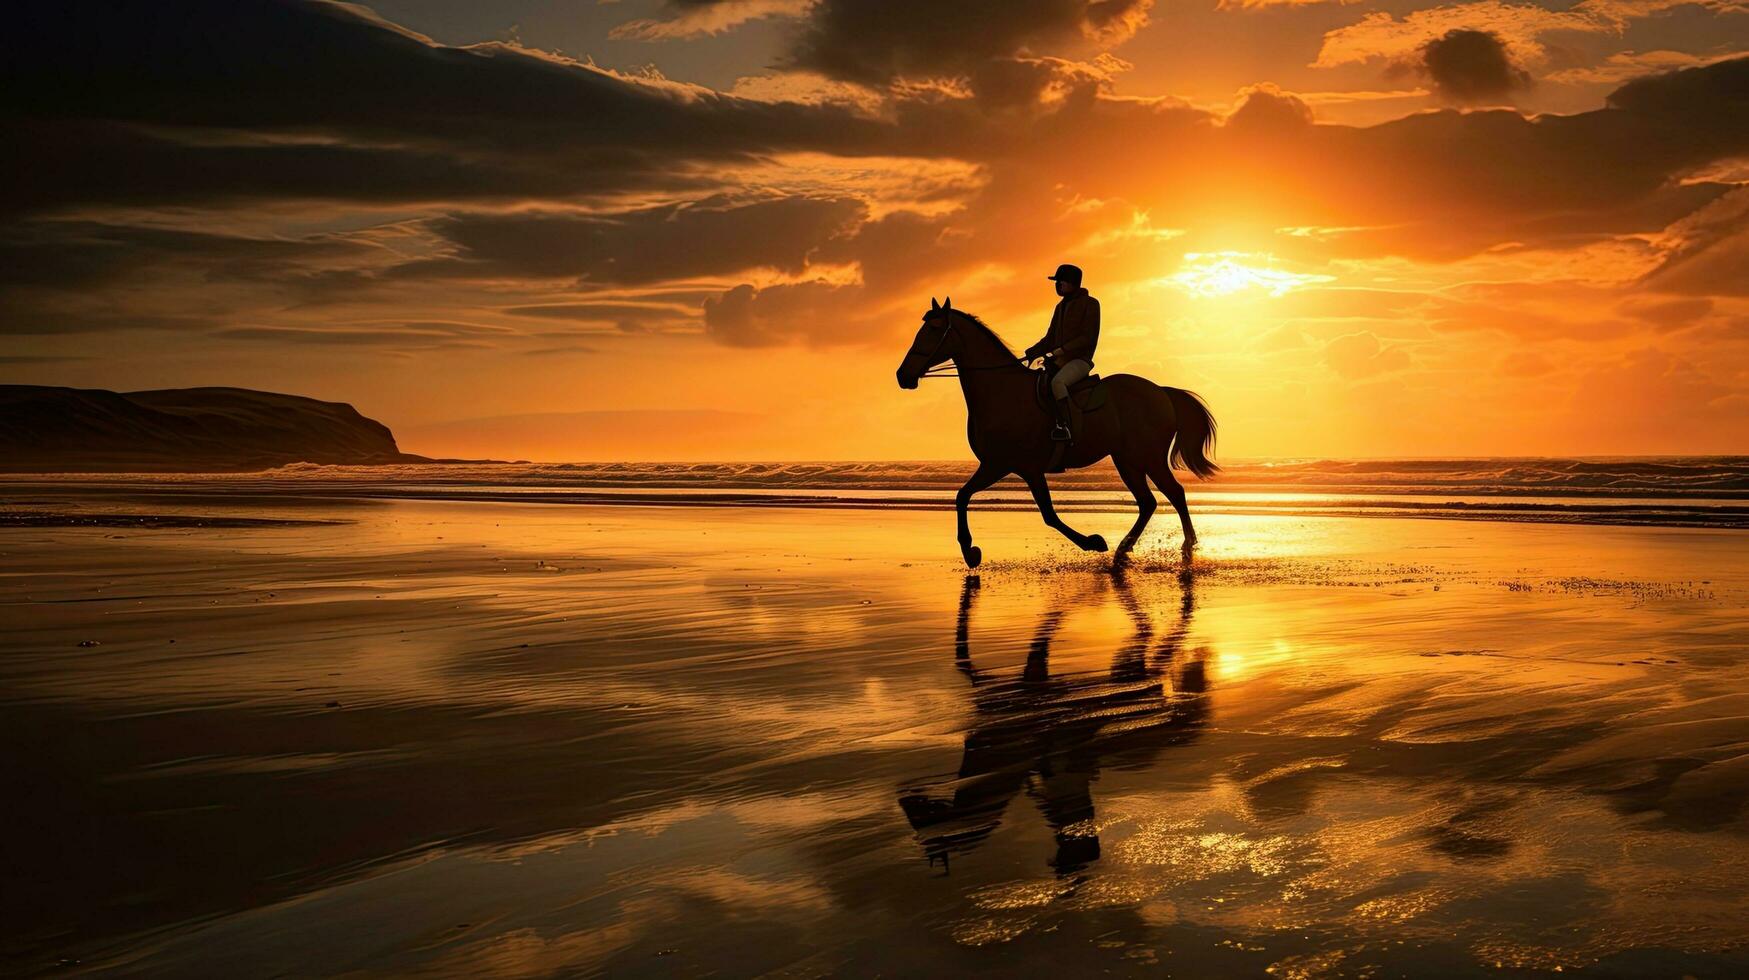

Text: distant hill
xmin=0 ymin=385 xmax=429 ymax=472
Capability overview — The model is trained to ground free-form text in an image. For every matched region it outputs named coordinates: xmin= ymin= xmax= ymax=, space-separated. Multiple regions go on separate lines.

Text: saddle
xmin=1033 ymin=370 xmax=1109 ymax=472
xmin=1032 ymin=370 xmax=1108 ymax=414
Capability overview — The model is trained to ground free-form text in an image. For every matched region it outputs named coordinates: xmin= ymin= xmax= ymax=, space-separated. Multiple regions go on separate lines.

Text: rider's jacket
xmin=1024 ymin=288 xmax=1100 ymax=369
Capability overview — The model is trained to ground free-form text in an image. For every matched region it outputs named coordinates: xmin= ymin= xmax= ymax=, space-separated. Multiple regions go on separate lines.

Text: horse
xmin=895 ymin=297 xmax=1219 ymax=568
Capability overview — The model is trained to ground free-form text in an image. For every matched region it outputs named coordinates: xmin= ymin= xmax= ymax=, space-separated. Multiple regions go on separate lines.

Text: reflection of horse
xmin=898 ymin=571 xmax=1209 ymax=875
xmin=895 ymin=298 xmax=1218 ymax=567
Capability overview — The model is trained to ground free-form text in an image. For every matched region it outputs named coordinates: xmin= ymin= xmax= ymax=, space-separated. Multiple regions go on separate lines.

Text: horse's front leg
xmin=1021 ymin=472 xmax=1107 ymax=553
xmin=956 ymin=463 xmax=1008 ymax=568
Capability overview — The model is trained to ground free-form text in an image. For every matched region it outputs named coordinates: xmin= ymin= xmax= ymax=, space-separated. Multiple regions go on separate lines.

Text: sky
xmin=3 ymin=0 xmax=1747 ymax=461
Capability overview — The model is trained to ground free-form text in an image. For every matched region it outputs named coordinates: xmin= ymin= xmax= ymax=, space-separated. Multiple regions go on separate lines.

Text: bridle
xmin=915 ymin=308 xmax=1028 ymax=380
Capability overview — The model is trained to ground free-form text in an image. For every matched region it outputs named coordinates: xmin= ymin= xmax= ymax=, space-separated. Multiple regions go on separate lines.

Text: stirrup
xmin=1051 ymin=422 xmax=1072 ymax=442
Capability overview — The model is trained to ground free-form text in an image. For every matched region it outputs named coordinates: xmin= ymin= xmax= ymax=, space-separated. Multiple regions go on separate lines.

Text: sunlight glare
xmin=1166 ymin=252 xmax=1334 ymax=298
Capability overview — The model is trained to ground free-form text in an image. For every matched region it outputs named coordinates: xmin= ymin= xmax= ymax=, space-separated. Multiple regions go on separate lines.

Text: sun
xmin=1166 ymin=252 xmax=1334 ymax=298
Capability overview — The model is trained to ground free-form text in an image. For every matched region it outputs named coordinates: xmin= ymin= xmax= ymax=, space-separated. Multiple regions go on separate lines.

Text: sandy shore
xmin=2 ymin=492 xmax=1746 ymax=976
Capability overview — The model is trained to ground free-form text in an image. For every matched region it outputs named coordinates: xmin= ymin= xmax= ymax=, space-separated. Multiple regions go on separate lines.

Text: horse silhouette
xmin=896 ymin=298 xmax=1219 ymax=567
xmin=897 ymin=571 xmax=1209 ymax=875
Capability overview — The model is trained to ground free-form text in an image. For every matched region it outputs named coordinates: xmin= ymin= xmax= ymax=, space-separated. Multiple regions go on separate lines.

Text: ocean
xmin=6 ymin=457 xmax=1745 ymax=528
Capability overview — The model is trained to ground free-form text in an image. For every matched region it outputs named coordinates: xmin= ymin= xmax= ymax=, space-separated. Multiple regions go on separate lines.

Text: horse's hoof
xmin=1085 ymin=535 xmax=1107 ymax=553
xmin=964 ymin=546 xmax=983 ymax=569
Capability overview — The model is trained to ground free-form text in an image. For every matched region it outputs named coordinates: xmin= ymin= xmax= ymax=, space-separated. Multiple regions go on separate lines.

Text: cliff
xmin=0 ymin=385 xmax=427 ymax=472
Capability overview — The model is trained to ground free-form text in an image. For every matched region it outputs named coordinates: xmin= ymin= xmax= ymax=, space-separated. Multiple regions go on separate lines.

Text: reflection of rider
xmin=1024 ymin=263 xmax=1101 ymax=442
xmin=899 ymin=573 xmax=1205 ymax=876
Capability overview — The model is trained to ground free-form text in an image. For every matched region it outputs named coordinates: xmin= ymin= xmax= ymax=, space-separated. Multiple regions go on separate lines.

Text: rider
xmin=1024 ymin=263 xmax=1100 ymax=442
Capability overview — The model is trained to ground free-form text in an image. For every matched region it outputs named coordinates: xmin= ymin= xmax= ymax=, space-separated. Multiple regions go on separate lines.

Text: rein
xmin=917 ymin=313 xmax=1028 ymax=379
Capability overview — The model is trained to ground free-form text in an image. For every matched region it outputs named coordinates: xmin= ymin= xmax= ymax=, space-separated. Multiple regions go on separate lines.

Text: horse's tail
xmin=1162 ymin=387 xmax=1220 ymax=479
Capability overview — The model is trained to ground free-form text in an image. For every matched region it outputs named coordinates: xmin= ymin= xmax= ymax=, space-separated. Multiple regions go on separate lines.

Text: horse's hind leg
xmin=1113 ymin=459 xmax=1156 ymax=556
xmin=1147 ymin=459 xmax=1197 ymax=551
xmin=1021 ymin=472 xmax=1107 ymax=553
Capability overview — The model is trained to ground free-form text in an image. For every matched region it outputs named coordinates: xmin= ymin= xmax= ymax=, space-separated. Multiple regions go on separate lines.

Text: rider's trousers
xmin=1049 ymin=359 xmax=1091 ymax=400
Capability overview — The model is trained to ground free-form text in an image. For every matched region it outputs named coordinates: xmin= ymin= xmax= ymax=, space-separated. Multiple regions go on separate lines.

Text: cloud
xmin=1617 ymin=295 xmax=1716 ymax=326
xmin=1498 ymin=350 xmax=1556 ymax=376
xmin=1563 ymin=346 xmax=1743 ymax=445
xmin=1641 ymin=186 xmax=1749 ymax=296
xmin=1323 ymin=331 xmax=1412 ymax=377
xmin=1545 ymin=49 xmax=1740 ymax=87
xmin=784 ymin=0 xmax=1154 ymax=83
xmin=1645 ymin=231 xmax=1749 ymax=296
xmin=1220 ymin=0 xmax=1359 ymax=8
xmin=0 ymin=219 xmax=396 ymax=335
xmin=702 ymin=281 xmax=892 ymax=347
xmin=400 ymin=196 xmax=867 ymax=284
xmin=1312 ymin=1 xmax=1738 ymax=73
xmin=210 ymin=321 xmax=512 ymax=352
xmin=1225 ymin=84 xmax=1316 ymax=130
xmin=610 ymin=0 xmax=812 ymax=40
xmin=0 ymin=355 xmax=92 ymax=365
xmin=1425 ymin=282 xmax=1643 ymax=339
xmin=966 ymin=54 xmax=1127 ymax=109
xmin=1416 ymin=29 xmax=1533 ymax=104
xmin=0 ymin=222 xmax=376 ymax=290
xmin=503 ymin=302 xmax=702 ymax=321
xmin=0 ymin=0 xmax=901 ymax=217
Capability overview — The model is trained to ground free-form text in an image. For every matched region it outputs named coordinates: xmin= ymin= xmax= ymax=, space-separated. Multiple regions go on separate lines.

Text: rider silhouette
xmin=1025 ymin=264 xmax=1101 ymax=441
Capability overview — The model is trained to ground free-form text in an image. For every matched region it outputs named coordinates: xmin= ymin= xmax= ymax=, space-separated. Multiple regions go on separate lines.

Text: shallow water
xmin=2 ymin=495 xmax=1746 ymax=976
xmin=6 ymin=455 xmax=1747 ymax=528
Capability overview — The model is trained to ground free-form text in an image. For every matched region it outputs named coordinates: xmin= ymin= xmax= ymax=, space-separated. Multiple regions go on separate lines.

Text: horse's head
xmin=896 ymin=296 xmax=957 ymax=389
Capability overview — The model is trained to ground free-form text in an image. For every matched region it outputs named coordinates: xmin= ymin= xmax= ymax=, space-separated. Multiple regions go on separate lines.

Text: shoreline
xmin=5 ymin=484 xmax=1746 ymax=529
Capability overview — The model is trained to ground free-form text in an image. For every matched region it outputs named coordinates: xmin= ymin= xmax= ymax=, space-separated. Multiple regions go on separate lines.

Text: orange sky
xmin=4 ymin=1 xmax=1747 ymax=460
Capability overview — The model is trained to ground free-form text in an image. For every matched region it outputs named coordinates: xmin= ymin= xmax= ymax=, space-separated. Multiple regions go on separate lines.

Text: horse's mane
xmin=948 ymin=309 xmax=1017 ymax=358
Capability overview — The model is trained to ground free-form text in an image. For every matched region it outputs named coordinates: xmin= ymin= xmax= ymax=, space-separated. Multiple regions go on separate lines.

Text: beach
xmin=3 ymin=479 xmax=1747 ymax=976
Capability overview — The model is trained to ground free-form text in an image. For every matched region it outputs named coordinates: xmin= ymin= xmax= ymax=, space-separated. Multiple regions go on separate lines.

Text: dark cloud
xmin=0 ymin=0 xmax=899 ymax=217
xmin=521 ymin=345 xmax=599 ymax=357
xmin=0 ymin=121 xmax=749 ymax=218
xmin=0 ymin=310 xmax=220 ymax=337
xmin=0 ymin=222 xmax=374 ymax=290
xmin=1608 ymin=54 xmax=1749 ymax=118
xmin=609 ymin=0 xmax=808 ymax=41
xmin=786 ymin=0 xmax=1152 ymax=84
xmin=1224 ymin=84 xmax=1315 ymax=132
xmin=966 ymin=55 xmax=1114 ymax=110
xmin=0 ymin=355 xmax=92 ymax=365
xmin=1416 ymin=30 xmax=1532 ymax=105
xmin=814 ymin=209 xmax=962 ymax=291
xmin=504 ymin=302 xmax=702 ymax=321
xmin=400 ymin=196 xmax=867 ymax=284
xmin=209 ymin=322 xmax=506 ymax=353
xmin=1645 ymin=230 xmax=1749 ymax=297
xmin=1618 ymin=296 xmax=1716 ymax=328
xmin=1641 ymin=187 xmax=1749 ymax=297
xmin=1272 ymin=182 xmax=1737 ymax=264
xmin=0 ymin=220 xmax=389 ymax=336
xmin=702 ymin=281 xmax=887 ymax=347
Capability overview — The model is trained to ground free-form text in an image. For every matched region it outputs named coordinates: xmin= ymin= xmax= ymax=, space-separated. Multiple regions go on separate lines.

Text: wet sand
xmin=2 ymin=493 xmax=1747 ymax=976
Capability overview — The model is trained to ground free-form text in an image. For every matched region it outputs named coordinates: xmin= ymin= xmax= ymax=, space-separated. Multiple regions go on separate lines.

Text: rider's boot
xmin=1051 ymin=394 xmax=1072 ymax=442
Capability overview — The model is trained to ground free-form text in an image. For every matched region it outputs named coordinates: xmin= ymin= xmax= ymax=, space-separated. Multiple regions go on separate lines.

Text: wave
xmin=234 ymin=456 xmax=1749 ymax=497
xmin=6 ymin=458 xmax=1745 ymax=528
